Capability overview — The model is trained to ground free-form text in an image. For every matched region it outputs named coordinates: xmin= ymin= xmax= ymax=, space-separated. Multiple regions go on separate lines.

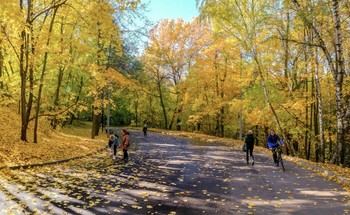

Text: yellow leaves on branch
xmin=88 ymin=66 xmax=135 ymax=91
xmin=116 ymin=0 xmax=140 ymax=10
xmin=103 ymin=68 xmax=136 ymax=88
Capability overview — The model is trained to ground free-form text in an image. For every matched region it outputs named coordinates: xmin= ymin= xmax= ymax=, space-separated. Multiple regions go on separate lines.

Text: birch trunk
xmin=315 ymin=47 xmax=326 ymax=162
xmin=254 ymin=54 xmax=295 ymax=156
xmin=330 ymin=0 xmax=346 ymax=165
xmin=292 ymin=0 xmax=346 ymax=165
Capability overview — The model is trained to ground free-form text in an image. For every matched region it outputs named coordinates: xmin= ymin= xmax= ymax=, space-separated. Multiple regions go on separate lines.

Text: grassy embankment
xmin=0 ymin=106 xmax=106 ymax=168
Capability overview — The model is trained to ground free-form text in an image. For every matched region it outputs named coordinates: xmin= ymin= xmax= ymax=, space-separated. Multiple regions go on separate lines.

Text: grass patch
xmin=60 ymin=121 xmax=96 ymax=139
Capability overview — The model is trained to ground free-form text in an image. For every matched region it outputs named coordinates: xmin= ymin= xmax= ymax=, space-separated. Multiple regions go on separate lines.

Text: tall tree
xmin=291 ymin=0 xmax=349 ymax=165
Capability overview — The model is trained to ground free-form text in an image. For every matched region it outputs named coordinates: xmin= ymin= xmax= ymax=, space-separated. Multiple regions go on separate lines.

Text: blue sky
xmin=143 ymin=0 xmax=199 ymax=23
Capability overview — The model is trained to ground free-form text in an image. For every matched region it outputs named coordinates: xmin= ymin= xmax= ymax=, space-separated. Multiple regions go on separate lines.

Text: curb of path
xmin=285 ymin=156 xmax=350 ymax=189
xmin=0 ymin=146 xmax=107 ymax=171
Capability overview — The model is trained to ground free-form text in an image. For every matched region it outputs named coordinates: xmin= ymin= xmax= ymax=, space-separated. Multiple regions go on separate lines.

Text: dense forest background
xmin=0 ymin=0 xmax=349 ymax=167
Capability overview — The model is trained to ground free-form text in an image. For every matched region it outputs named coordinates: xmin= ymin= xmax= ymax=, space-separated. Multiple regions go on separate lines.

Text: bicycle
xmin=272 ymin=146 xmax=285 ymax=171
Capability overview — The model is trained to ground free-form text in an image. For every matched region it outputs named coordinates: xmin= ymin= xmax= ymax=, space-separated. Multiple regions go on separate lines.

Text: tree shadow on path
xmin=0 ymin=131 xmax=349 ymax=214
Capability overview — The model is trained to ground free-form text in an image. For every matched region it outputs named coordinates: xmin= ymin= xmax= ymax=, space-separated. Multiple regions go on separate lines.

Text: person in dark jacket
xmin=143 ymin=121 xmax=148 ymax=137
xmin=244 ymin=130 xmax=255 ymax=165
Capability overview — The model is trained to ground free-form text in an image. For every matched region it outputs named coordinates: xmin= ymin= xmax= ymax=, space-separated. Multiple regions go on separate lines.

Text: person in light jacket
xmin=108 ymin=133 xmax=119 ymax=160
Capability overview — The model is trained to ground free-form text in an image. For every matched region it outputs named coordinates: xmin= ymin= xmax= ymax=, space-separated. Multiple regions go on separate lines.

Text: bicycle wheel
xmin=279 ymin=151 xmax=285 ymax=171
xmin=280 ymin=158 xmax=285 ymax=171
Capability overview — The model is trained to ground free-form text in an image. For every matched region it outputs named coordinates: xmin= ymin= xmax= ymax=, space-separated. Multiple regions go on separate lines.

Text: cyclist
xmin=267 ymin=129 xmax=284 ymax=166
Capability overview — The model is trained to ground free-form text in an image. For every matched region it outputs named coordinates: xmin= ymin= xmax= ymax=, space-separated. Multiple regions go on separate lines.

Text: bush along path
xmin=0 ymin=130 xmax=349 ymax=214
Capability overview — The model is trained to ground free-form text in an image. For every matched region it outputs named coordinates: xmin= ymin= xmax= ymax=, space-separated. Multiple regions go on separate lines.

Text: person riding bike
xmin=267 ymin=130 xmax=284 ymax=166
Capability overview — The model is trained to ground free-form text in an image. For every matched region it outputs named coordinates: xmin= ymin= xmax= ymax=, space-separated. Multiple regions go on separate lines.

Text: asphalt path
xmin=0 ymin=130 xmax=349 ymax=215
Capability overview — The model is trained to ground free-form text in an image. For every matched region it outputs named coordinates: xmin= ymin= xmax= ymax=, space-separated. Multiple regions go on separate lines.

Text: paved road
xmin=0 ymin=131 xmax=349 ymax=214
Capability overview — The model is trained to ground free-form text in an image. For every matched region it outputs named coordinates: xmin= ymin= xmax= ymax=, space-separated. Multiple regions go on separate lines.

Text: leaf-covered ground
xmin=1 ymin=105 xmax=348 ymax=188
xmin=0 ymin=106 xmax=105 ymax=168
xmin=0 ymin=130 xmax=349 ymax=215
xmin=0 ymin=106 xmax=350 ymax=214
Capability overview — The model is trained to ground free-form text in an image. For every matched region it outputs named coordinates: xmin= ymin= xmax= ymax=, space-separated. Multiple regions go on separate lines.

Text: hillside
xmin=0 ymin=105 xmax=106 ymax=168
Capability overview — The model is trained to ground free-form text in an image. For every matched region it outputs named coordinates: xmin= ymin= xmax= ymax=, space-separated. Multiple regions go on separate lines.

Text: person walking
xmin=267 ymin=129 xmax=284 ymax=166
xmin=143 ymin=121 xmax=148 ymax=137
xmin=120 ymin=129 xmax=130 ymax=163
xmin=244 ymin=130 xmax=255 ymax=165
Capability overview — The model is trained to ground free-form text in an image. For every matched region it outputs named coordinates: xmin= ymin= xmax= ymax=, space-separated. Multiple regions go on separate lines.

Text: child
xmin=108 ymin=133 xmax=119 ymax=160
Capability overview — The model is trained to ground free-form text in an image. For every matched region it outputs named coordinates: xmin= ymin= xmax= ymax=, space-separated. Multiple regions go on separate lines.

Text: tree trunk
xmin=52 ymin=66 xmax=64 ymax=129
xmin=292 ymin=0 xmax=346 ymax=165
xmin=168 ymin=104 xmax=177 ymax=130
xmin=215 ymin=114 xmax=220 ymax=137
xmin=254 ymin=55 xmax=295 ymax=156
xmin=52 ymin=19 xmax=65 ymax=129
xmin=314 ymin=90 xmax=319 ymax=162
xmin=34 ymin=7 xmax=58 ymax=143
xmin=68 ymin=76 xmax=84 ymax=126
xmin=211 ymin=51 xmax=218 ymax=135
xmin=312 ymin=72 xmax=316 ymax=161
xmin=308 ymin=75 xmax=314 ymax=161
xmin=330 ymin=0 xmax=346 ymax=165
xmin=255 ymin=125 xmax=259 ymax=146
xmin=344 ymin=106 xmax=350 ymax=166
xmin=283 ymin=11 xmax=290 ymax=82
xmin=220 ymin=107 xmax=224 ymax=137
xmin=134 ymin=97 xmax=139 ymax=127
xmin=91 ymin=22 xmax=103 ymax=139
xmin=148 ymin=96 xmax=154 ymax=127
xmin=19 ymin=0 xmax=31 ymax=142
xmin=219 ymin=58 xmax=228 ymax=137
xmin=106 ymin=86 xmax=111 ymax=136
xmin=315 ymin=47 xmax=326 ymax=162
xmin=303 ymin=28 xmax=309 ymax=160
xmin=91 ymin=109 xmax=100 ymax=139
xmin=239 ymin=54 xmax=243 ymax=141
xmin=158 ymin=82 xmax=168 ymax=129
xmin=304 ymin=76 xmax=309 ymax=159
xmin=154 ymin=68 xmax=168 ymax=129
xmin=0 ymin=45 xmax=3 ymax=90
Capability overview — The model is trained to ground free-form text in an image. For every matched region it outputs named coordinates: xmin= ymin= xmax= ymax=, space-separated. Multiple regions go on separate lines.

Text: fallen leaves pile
xmin=0 ymin=105 xmax=105 ymax=168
